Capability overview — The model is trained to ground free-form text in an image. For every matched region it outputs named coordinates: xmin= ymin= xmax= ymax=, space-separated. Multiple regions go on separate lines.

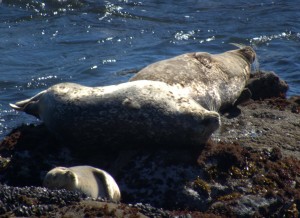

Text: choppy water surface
xmin=0 ymin=0 xmax=299 ymax=138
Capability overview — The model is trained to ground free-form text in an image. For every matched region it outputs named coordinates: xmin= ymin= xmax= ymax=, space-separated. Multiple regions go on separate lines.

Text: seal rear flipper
xmin=9 ymin=90 xmax=46 ymax=118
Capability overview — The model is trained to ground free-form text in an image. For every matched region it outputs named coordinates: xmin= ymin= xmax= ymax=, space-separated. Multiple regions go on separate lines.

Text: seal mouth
xmin=204 ymin=112 xmax=221 ymax=132
xmin=204 ymin=116 xmax=220 ymax=129
xmin=192 ymin=112 xmax=221 ymax=144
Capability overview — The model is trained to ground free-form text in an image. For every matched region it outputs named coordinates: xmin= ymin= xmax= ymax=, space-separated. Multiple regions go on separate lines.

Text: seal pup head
xmin=43 ymin=167 xmax=78 ymax=191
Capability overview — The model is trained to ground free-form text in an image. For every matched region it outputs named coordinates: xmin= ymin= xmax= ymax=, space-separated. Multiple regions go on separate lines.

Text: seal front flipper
xmin=9 ymin=90 xmax=46 ymax=118
xmin=233 ymin=88 xmax=252 ymax=107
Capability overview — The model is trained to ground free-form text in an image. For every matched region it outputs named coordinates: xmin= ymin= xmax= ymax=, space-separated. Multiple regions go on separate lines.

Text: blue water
xmin=0 ymin=0 xmax=299 ymax=138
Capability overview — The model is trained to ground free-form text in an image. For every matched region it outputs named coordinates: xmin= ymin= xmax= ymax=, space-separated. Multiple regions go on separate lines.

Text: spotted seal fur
xmin=10 ymin=80 xmax=220 ymax=148
xmin=130 ymin=46 xmax=256 ymax=111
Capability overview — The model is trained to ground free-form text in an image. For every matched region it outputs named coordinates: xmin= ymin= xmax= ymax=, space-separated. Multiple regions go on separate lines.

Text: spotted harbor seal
xmin=10 ymin=80 xmax=220 ymax=148
xmin=43 ymin=166 xmax=121 ymax=201
xmin=130 ymin=46 xmax=256 ymax=111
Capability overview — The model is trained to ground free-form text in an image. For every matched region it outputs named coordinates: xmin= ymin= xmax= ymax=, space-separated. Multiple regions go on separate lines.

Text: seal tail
xmin=229 ymin=43 xmax=246 ymax=49
xmin=9 ymin=90 xmax=46 ymax=118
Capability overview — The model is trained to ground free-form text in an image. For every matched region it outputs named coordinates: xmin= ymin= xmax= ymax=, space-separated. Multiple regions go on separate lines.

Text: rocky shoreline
xmin=0 ymin=71 xmax=299 ymax=217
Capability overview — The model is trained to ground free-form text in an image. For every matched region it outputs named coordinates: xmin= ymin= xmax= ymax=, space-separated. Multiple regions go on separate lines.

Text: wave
xmin=2 ymin=0 xmax=86 ymax=12
xmin=250 ymin=31 xmax=300 ymax=46
xmin=1 ymin=0 xmax=140 ymax=19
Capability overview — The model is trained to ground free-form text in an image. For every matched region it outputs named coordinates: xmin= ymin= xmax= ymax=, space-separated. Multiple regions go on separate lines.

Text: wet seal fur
xmin=130 ymin=46 xmax=256 ymax=111
xmin=43 ymin=166 xmax=121 ymax=201
xmin=10 ymin=80 xmax=220 ymax=148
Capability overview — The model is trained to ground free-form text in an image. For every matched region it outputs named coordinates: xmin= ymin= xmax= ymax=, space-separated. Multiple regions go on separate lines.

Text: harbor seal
xmin=130 ymin=46 xmax=256 ymax=111
xmin=10 ymin=80 xmax=220 ymax=148
xmin=43 ymin=166 xmax=121 ymax=201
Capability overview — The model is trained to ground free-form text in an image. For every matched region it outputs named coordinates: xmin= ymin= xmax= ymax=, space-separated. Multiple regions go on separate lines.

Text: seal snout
xmin=193 ymin=112 xmax=220 ymax=144
xmin=202 ymin=112 xmax=221 ymax=132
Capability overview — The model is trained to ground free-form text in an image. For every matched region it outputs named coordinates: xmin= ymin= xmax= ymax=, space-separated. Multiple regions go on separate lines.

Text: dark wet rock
xmin=0 ymin=183 xmax=171 ymax=217
xmin=0 ymin=71 xmax=299 ymax=217
xmin=217 ymin=97 xmax=300 ymax=158
xmin=233 ymin=70 xmax=288 ymax=111
xmin=247 ymin=70 xmax=289 ymax=100
xmin=0 ymin=124 xmax=75 ymax=187
xmin=132 ymin=203 xmax=171 ymax=218
xmin=0 ymin=183 xmax=85 ymax=217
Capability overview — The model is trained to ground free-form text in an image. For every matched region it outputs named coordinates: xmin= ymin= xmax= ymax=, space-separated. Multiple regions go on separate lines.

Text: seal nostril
xmin=203 ymin=116 xmax=220 ymax=126
xmin=202 ymin=114 xmax=221 ymax=132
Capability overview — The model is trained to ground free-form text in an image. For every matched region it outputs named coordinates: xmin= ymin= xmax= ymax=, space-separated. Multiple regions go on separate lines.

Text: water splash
xmin=250 ymin=31 xmax=300 ymax=46
xmin=26 ymin=75 xmax=60 ymax=89
xmin=2 ymin=0 xmax=89 ymax=17
xmin=174 ymin=30 xmax=195 ymax=41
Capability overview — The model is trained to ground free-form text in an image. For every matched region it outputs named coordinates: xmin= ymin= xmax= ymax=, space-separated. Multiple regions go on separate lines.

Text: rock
xmin=246 ymin=70 xmax=289 ymax=100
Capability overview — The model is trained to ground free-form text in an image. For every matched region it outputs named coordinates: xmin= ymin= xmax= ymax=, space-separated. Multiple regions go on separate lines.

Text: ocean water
xmin=0 ymin=0 xmax=299 ymax=138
